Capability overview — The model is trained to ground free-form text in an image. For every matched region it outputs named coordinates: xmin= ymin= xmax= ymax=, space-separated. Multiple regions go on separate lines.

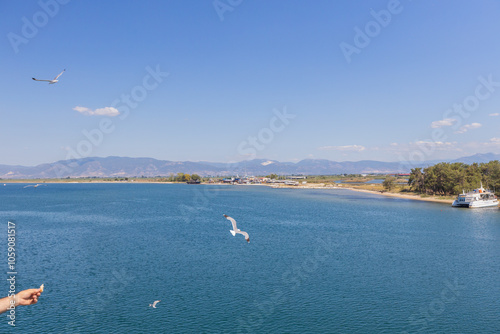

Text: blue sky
xmin=1 ymin=0 xmax=500 ymax=166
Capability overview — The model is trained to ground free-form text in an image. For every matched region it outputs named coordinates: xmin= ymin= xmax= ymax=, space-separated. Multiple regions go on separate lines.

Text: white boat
xmin=452 ymin=183 xmax=499 ymax=208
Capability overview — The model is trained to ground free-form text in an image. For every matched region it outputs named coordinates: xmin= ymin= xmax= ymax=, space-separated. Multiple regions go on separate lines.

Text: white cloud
xmin=94 ymin=107 xmax=120 ymax=116
xmin=454 ymin=122 xmax=482 ymax=134
xmin=73 ymin=106 xmax=120 ymax=117
xmin=415 ymin=140 xmax=434 ymax=145
xmin=430 ymin=118 xmax=457 ymax=128
xmin=390 ymin=142 xmax=398 ymax=146
xmin=318 ymin=145 xmax=365 ymax=152
xmin=73 ymin=106 xmax=91 ymax=114
xmin=414 ymin=140 xmax=455 ymax=148
xmin=490 ymin=137 xmax=500 ymax=143
xmin=489 ymin=113 xmax=499 ymax=116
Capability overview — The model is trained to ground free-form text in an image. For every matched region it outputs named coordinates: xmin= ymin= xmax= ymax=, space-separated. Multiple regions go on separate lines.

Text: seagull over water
xmin=149 ymin=300 xmax=161 ymax=308
xmin=223 ymin=214 xmax=250 ymax=243
xmin=23 ymin=184 xmax=46 ymax=188
xmin=32 ymin=69 xmax=65 ymax=84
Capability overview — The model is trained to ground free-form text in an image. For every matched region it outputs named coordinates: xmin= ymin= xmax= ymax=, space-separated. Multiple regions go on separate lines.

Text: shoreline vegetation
xmin=4 ymin=159 xmax=500 ymax=205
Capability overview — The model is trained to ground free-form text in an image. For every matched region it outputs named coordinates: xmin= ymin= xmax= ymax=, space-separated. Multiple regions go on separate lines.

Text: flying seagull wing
xmin=223 ymin=214 xmax=238 ymax=231
xmin=53 ymin=69 xmax=65 ymax=80
xmin=238 ymin=230 xmax=250 ymax=243
xmin=32 ymin=78 xmax=53 ymax=82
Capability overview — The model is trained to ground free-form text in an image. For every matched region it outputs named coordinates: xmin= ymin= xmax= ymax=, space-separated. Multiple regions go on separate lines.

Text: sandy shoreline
xmin=265 ymin=183 xmax=454 ymax=204
xmin=340 ymin=187 xmax=454 ymax=204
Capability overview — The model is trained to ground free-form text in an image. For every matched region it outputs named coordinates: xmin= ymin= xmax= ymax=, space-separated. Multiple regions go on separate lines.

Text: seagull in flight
xmin=223 ymin=214 xmax=250 ymax=243
xmin=149 ymin=300 xmax=161 ymax=308
xmin=23 ymin=184 xmax=46 ymax=188
xmin=32 ymin=69 xmax=65 ymax=84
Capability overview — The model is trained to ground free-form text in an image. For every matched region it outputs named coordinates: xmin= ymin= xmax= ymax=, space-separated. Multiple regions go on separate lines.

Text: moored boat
xmin=452 ymin=183 xmax=498 ymax=208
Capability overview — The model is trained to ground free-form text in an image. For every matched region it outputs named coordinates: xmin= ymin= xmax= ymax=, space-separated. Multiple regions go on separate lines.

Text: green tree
xmin=407 ymin=160 xmax=500 ymax=195
xmin=480 ymin=160 xmax=500 ymax=191
xmin=383 ymin=175 xmax=397 ymax=191
xmin=408 ymin=168 xmax=425 ymax=193
xmin=175 ymin=173 xmax=190 ymax=182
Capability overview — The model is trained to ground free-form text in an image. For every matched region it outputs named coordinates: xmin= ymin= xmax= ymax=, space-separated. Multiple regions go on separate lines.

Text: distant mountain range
xmin=0 ymin=153 xmax=499 ymax=179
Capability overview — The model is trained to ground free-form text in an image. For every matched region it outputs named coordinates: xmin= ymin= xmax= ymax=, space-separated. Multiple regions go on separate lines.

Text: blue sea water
xmin=0 ymin=183 xmax=499 ymax=333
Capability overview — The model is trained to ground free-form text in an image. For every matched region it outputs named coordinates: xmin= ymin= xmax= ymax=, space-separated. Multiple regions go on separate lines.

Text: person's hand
xmin=15 ymin=288 xmax=42 ymax=307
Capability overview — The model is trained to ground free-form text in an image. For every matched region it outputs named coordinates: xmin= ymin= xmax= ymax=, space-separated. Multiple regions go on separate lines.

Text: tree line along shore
xmin=406 ymin=160 xmax=500 ymax=195
xmin=351 ymin=160 xmax=499 ymax=202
